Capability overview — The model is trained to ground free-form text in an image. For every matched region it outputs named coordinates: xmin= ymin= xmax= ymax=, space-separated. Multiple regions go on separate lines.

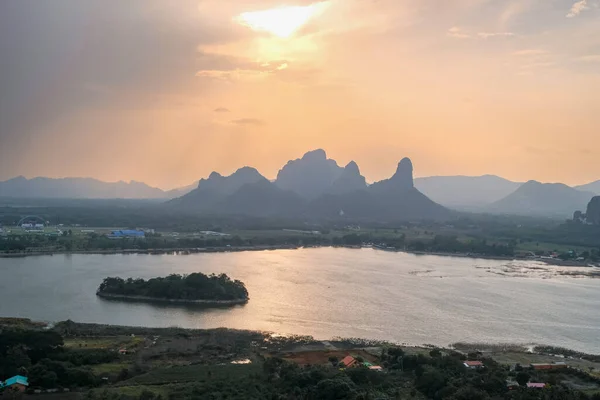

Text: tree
xmin=315 ymin=378 xmax=355 ymax=400
xmin=451 ymin=386 xmax=490 ymax=400
xmin=516 ymin=371 xmax=530 ymax=386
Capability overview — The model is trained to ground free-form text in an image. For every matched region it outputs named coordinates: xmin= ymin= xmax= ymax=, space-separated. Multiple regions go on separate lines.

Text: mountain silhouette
xmin=307 ymin=157 xmax=450 ymax=221
xmin=275 ymin=149 xmax=343 ymax=199
xmin=168 ymin=150 xmax=449 ymax=221
xmin=169 ymin=167 xmax=268 ymax=210
xmin=586 ymin=196 xmax=600 ymax=225
xmin=328 ymin=161 xmax=368 ymax=195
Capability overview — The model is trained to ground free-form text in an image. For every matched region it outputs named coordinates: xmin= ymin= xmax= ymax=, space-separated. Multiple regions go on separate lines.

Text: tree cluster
xmin=97 ymin=273 xmax=248 ymax=301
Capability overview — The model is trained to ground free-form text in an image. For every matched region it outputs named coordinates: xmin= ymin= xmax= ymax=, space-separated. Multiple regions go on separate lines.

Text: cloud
xmin=447 ymin=27 xmax=470 ymax=38
xmin=214 ymin=107 xmax=231 ymax=113
xmin=578 ymin=55 xmax=600 ymax=62
xmin=477 ymin=32 xmax=515 ymax=39
xmin=196 ymin=60 xmax=290 ymax=82
xmin=567 ymin=0 xmax=588 ymax=17
xmin=231 ymin=118 xmax=266 ymax=126
xmin=448 ymin=28 xmax=515 ymax=40
xmin=513 ymin=49 xmax=549 ymax=56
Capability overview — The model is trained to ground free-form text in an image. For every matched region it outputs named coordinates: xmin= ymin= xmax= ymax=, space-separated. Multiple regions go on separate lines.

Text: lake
xmin=1 ymin=248 xmax=599 ymax=353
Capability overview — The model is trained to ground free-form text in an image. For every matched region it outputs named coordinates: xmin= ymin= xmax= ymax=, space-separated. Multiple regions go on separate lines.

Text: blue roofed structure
xmin=1 ymin=375 xmax=29 ymax=388
xmin=108 ymin=230 xmax=145 ymax=238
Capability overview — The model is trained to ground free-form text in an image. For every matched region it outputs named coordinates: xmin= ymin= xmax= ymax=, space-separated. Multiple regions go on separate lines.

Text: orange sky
xmin=1 ymin=0 xmax=599 ymax=189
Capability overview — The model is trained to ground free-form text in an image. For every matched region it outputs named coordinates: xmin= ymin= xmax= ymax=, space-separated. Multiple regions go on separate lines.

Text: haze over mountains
xmin=488 ymin=181 xmax=596 ymax=218
xmin=1 ymin=150 xmax=598 ymax=219
xmin=413 ymin=175 xmax=522 ymax=209
xmin=0 ymin=176 xmax=172 ymax=199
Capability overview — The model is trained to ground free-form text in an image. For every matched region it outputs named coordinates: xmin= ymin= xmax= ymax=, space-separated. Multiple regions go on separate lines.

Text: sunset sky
xmin=1 ymin=0 xmax=599 ymax=189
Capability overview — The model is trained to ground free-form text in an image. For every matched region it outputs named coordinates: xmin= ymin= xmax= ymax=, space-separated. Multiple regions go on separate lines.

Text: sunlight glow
xmin=237 ymin=3 xmax=328 ymax=38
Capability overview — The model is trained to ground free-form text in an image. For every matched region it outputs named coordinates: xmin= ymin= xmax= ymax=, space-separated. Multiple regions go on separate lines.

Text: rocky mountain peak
xmin=276 ymin=149 xmax=343 ymax=199
xmin=302 ymin=149 xmax=327 ymax=161
xmin=392 ymin=157 xmax=414 ymax=188
xmin=345 ymin=161 xmax=360 ymax=175
xmin=587 ymin=196 xmax=600 ymax=225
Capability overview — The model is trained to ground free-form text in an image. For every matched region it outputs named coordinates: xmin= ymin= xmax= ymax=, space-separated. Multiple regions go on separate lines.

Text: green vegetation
xmin=97 ymin=273 xmax=248 ymax=302
xmin=2 ymin=320 xmax=600 ymax=399
xmin=0 ymin=328 xmax=118 ymax=391
xmin=1 ymin=201 xmax=600 ymax=262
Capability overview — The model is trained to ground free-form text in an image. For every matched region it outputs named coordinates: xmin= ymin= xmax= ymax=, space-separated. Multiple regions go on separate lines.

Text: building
xmin=1 ymin=375 xmax=29 ymax=392
xmin=527 ymin=383 xmax=547 ymax=389
xmin=530 ymin=362 xmax=567 ymax=370
xmin=464 ymin=361 xmax=484 ymax=369
xmin=108 ymin=230 xmax=145 ymax=238
xmin=506 ymin=380 xmax=520 ymax=390
xmin=340 ymin=355 xmax=358 ymax=368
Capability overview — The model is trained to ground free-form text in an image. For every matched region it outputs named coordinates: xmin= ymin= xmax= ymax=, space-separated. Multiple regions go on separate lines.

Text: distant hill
xmin=575 ymin=180 xmax=600 ymax=195
xmin=275 ymin=149 xmax=343 ymax=199
xmin=165 ymin=182 xmax=197 ymax=198
xmin=414 ymin=175 xmax=522 ymax=208
xmin=488 ymin=180 xmax=596 ymax=218
xmin=0 ymin=176 xmax=167 ymax=199
xmin=169 ymin=167 xmax=268 ymax=211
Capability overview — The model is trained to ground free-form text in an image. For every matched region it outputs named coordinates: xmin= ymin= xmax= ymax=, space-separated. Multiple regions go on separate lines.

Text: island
xmin=96 ymin=273 xmax=249 ymax=305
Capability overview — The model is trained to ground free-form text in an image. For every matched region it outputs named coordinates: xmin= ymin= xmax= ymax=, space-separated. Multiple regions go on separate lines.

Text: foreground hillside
xmin=1 ymin=319 xmax=599 ymax=400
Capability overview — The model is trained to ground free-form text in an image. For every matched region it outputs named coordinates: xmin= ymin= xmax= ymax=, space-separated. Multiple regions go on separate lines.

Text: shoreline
xmin=2 ymin=317 xmax=599 ymax=361
xmin=1 ymin=244 xmax=596 ymax=267
xmin=96 ymin=291 xmax=249 ymax=306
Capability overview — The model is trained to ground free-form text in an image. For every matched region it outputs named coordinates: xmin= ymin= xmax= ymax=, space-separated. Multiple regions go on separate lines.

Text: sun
xmin=237 ymin=3 xmax=327 ymax=38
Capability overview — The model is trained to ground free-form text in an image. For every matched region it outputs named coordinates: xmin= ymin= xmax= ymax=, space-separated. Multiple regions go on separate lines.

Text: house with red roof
xmin=340 ymin=355 xmax=358 ymax=368
xmin=463 ymin=360 xmax=484 ymax=369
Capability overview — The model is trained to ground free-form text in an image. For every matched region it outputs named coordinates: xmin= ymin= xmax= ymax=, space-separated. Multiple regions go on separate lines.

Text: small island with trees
xmin=96 ymin=273 xmax=249 ymax=305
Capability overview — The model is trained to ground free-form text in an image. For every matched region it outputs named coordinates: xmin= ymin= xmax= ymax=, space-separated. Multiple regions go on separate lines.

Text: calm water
xmin=1 ymin=248 xmax=599 ymax=353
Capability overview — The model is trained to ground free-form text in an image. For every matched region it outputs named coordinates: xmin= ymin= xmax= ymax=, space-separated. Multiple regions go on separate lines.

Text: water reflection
xmin=1 ymin=248 xmax=599 ymax=353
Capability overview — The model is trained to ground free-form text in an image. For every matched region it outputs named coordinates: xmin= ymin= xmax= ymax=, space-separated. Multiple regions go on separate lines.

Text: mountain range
xmin=169 ymin=150 xmax=449 ymax=220
xmin=0 ymin=176 xmax=172 ymax=199
xmin=1 ymin=151 xmax=599 ymax=218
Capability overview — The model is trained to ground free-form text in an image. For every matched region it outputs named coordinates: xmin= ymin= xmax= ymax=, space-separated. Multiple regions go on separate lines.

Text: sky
xmin=1 ymin=0 xmax=599 ymax=189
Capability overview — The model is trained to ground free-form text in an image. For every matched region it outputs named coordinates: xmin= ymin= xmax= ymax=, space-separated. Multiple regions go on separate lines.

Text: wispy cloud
xmin=513 ymin=49 xmax=549 ymax=56
xmin=578 ymin=55 xmax=600 ymax=62
xmin=447 ymin=27 xmax=470 ymax=39
xmin=477 ymin=32 xmax=515 ymax=39
xmin=567 ymin=0 xmax=588 ymax=17
xmin=231 ymin=118 xmax=265 ymax=126
xmin=448 ymin=27 xmax=516 ymax=40
xmin=214 ymin=107 xmax=231 ymax=113
xmin=196 ymin=61 xmax=290 ymax=82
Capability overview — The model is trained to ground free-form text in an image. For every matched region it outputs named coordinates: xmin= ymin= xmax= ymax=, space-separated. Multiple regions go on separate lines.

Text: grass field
xmin=91 ymin=362 xmax=133 ymax=375
xmin=65 ymin=336 xmax=144 ymax=350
